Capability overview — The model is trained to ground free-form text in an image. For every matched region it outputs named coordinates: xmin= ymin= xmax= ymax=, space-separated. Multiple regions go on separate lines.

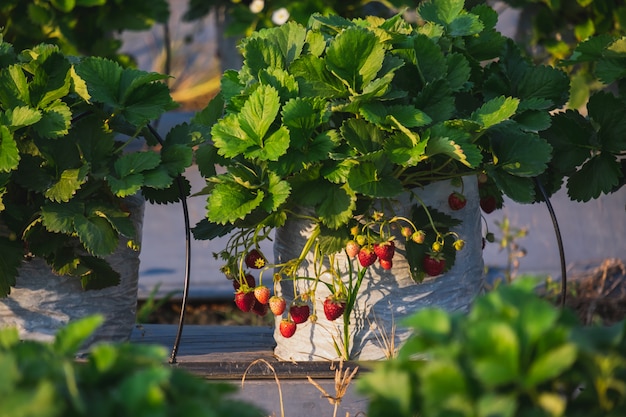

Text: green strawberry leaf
xmin=490 ymin=125 xmax=552 ymax=177
xmin=141 ymin=167 xmax=175 ymax=190
xmin=6 ymin=106 xmax=42 ymax=129
xmin=281 ymin=97 xmax=329 ymax=138
xmin=74 ymin=214 xmax=119 ymax=256
xmin=142 ymin=176 xmax=190 ymax=204
xmin=413 ymin=34 xmax=447 ymax=84
xmin=107 ymin=173 xmax=144 ymax=198
xmin=120 ymin=81 xmax=177 ymax=126
xmin=113 ymin=151 xmax=161 ymax=178
xmin=587 ymin=91 xmax=626 ymax=153
xmin=32 ymin=99 xmax=72 ymax=138
xmin=426 ymin=125 xmax=482 ymax=168
xmin=290 ymin=55 xmax=347 ymax=98
xmin=207 ymin=182 xmax=265 ymax=224
xmin=79 ymin=256 xmax=121 ymax=290
xmin=567 ymin=152 xmax=623 ymax=202
xmin=316 ymin=184 xmax=356 ymax=229
xmin=341 ymin=118 xmax=385 ymax=154
xmin=471 ymin=96 xmax=519 ymax=129
xmin=41 ymin=201 xmax=84 ymax=234
xmin=0 ymin=65 xmax=29 ymax=108
xmin=325 ymin=26 xmax=385 ymax=92
xmin=259 ymin=172 xmax=291 ymax=214
xmin=540 ymin=110 xmax=594 ymax=173
xmin=0 ymin=126 xmax=19 ymax=172
xmin=29 ymin=51 xmax=72 ymax=108
xmin=348 ymin=161 xmax=404 ymax=198
xmin=44 ymin=164 xmax=89 ymax=203
xmin=74 ymin=57 xmax=123 ymax=107
xmin=88 ymin=203 xmax=136 ymax=239
xmin=490 ymin=170 xmax=536 ymax=203
xmin=385 ymin=132 xmax=428 ymax=167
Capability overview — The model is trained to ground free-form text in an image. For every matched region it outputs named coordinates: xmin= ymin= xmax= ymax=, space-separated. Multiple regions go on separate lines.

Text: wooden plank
xmin=130 ymin=324 xmax=367 ymax=380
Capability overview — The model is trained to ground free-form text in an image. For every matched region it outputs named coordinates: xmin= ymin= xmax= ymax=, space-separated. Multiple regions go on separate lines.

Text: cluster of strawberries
xmin=232 ymin=249 xmax=347 ymax=339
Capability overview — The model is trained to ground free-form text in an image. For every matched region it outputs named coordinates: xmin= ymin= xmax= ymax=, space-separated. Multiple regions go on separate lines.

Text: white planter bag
xmin=0 ymin=195 xmax=144 ymax=346
xmin=273 ymin=177 xmax=484 ymax=361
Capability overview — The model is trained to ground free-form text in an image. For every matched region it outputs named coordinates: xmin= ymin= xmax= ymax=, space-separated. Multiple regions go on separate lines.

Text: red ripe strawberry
xmin=279 ymin=319 xmax=297 ymax=338
xmin=251 ymin=300 xmax=269 ymax=316
xmin=379 ymin=258 xmax=393 ymax=270
xmin=253 ymin=285 xmax=270 ymax=305
xmin=373 ymin=240 xmax=395 ymax=261
xmin=269 ymin=295 xmax=286 ymax=316
xmin=233 ymin=273 xmax=255 ymax=291
xmin=323 ymin=296 xmax=346 ymax=321
xmin=448 ymin=192 xmax=467 ymax=210
xmin=245 ymin=249 xmax=266 ymax=269
xmin=234 ymin=290 xmax=255 ymax=312
xmin=480 ymin=196 xmax=497 ymax=214
xmin=422 ymin=254 xmax=446 ymax=277
xmin=289 ymin=303 xmax=310 ymax=324
xmin=357 ymin=246 xmax=377 ymax=267
xmin=345 ymin=240 xmax=360 ymax=258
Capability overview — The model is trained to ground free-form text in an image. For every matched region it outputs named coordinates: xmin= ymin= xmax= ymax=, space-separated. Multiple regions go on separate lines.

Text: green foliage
xmin=360 ymin=279 xmax=626 ymax=417
xmin=0 ymin=0 xmax=169 ymax=66
xmin=539 ymin=35 xmax=626 ymax=201
xmin=0 ymin=316 xmax=264 ymax=417
xmin=0 ymin=40 xmax=198 ymax=296
xmin=194 ymin=1 xmax=568 ymax=245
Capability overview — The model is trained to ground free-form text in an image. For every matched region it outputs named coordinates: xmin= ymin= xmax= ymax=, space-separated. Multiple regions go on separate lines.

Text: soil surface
xmin=138 ymin=258 xmax=626 ymax=327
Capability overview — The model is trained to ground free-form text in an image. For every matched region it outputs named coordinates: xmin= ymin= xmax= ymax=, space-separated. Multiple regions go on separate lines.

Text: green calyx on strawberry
xmin=234 ymin=289 xmax=255 ymax=312
xmin=373 ymin=240 xmax=395 ymax=262
xmin=448 ymin=191 xmax=467 ymax=210
xmin=357 ymin=246 xmax=377 ymax=267
xmin=422 ymin=252 xmax=446 ymax=277
xmin=289 ymin=303 xmax=310 ymax=324
xmin=245 ymin=248 xmax=266 ymax=269
xmin=323 ymin=295 xmax=346 ymax=321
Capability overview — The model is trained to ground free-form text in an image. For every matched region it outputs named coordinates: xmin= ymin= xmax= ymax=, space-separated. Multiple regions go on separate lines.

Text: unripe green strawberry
xmin=453 ymin=239 xmax=465 ymax=251
xmin=269 ymin=295 xmax=286 ymax=316
xmin=401 ymin=226 xmax=413 ymax=239
xmin=412 ymin=230 xmax=425 ymax=244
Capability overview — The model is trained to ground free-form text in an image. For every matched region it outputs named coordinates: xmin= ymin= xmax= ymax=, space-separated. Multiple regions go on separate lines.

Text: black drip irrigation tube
xmin=534 ymin=178 xmax=568 ymax=308
xmin=146 ymin=124 xmax=192 ymax=364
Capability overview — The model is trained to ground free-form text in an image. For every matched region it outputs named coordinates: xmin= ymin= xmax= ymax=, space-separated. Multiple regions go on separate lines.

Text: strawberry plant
xmin=190 ymin=0 xmax=572 ymax=359
xmin=360 ymin=278 xmax=626 ymax=417
xmin=0 ymin=40 xmax=198 ymax=296
xmin=0 ymin=316 xmax=263 ymax=417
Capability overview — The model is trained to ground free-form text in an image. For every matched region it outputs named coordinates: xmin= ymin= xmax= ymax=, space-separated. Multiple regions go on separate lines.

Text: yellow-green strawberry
xmin=253 ymin=285 xmax=270 ymax=305
xmin=269 ymin=295 xmax=286 ymax=316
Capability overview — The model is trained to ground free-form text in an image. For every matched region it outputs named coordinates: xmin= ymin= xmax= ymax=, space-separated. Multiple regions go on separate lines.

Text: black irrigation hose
xmin=534 ymin=178 xmax=568 ymax=308
xmin=146 ymin=124 xmax=192 ymax=364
